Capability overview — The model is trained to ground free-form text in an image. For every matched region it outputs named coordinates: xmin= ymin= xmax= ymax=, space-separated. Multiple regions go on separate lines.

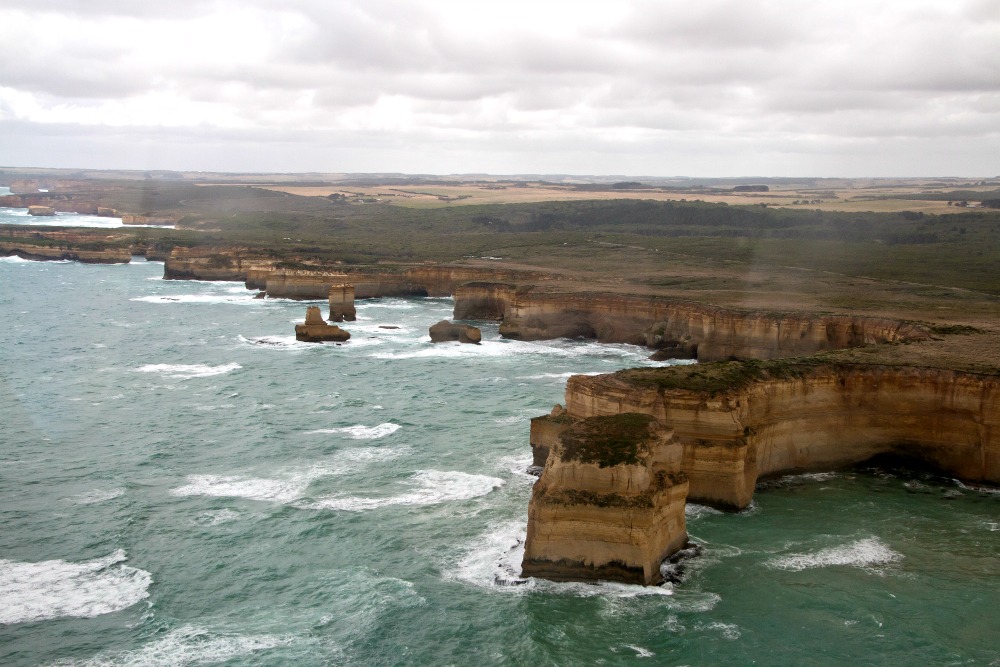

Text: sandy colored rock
xmin=429 ymin=320 xmax=481 ymax=344
xmin=522 ymin=413 xmax=689 ymax=585
xmin=27 ymin=205 xmax=56 ymax=216
xmin=328 ymin=283 xmax=357 ymax=322
xmin=295 ymin=306 xmax=351 ymax=342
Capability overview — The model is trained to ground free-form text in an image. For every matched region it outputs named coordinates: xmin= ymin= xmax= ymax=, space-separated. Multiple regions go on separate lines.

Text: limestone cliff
xmin=453 ymin=287 xmax=928 ymax=361
xmin=562 ymin=362 xmax=1000 ymax=508
xmin=522 ymin=413 xmax=689 ymax=585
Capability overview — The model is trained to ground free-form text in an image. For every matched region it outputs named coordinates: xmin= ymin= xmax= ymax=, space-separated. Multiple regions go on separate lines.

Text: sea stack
xmin=522 ymin=412 xmax=689 ymax=585
xmin=328 ymin=283 xmax=357 ymax=322
xmin=27 ymin=205 xmax=56 ymax=216
xmin=429 ymin=320 xmax=482 ymax=344
xmin=295 ymin=306 xmax=351 ymax=342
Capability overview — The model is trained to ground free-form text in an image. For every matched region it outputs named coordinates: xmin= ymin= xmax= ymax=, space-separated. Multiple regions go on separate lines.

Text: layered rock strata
xmin=562 ymin=362 xmax=1000 ymax=509
xmin=522 ymin=413 xmax=689 ymax=585
xmin=294 ymin=306 xmax=351 ymax=342
xmin=428 ymin=320 xmax=481 ymax=344
xmin=328 ymin=284 xmax=357 ymax=322
xmin=453 ymin=287 xmax=927 ymax=361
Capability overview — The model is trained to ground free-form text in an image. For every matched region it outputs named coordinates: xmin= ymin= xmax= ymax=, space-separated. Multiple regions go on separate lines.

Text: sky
xmin=0 ymin=0 xmax=998 ymax=177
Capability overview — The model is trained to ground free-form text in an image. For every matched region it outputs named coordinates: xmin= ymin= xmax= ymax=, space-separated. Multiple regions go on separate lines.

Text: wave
xmin=170 ymin=450 xmax=405 ymax=504
xmin=450 ymin=521 xmax=681 ymax=599
xmin=306 ymin=423 xmax=401 ymax=439
xmin=236 ymin=334 xmax=313 ymax=351
xmin=304 ymin=470 xmax=504 ymax=512
xmin=49 ymin=625 xmax=295 ymax=666
xmin=131 ymin=293 xmax=257 ymax=305
xmin=766 ymin=537 xmax=902 ymax=572
xmin=0 ymin=549 xmax=151 ymax=624
xmin=170 ymin=464 xmax=343 ymax=503
xmin=67 ymin=487 xmax=125 ymax=505
xmin=135 ymin=363 xmax=241 ymax=379
xmin=685 ymin=503 xmax=723 ymax=520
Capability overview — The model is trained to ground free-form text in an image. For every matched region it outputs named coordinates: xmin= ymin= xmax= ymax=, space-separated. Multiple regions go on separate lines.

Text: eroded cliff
xmin=562 ymin=361 xmax=1000 ymax=508
xmin=522 ymin=412 xmax=689 ymax=585
xmin=454 ymin=287 xmax=928 ymax=361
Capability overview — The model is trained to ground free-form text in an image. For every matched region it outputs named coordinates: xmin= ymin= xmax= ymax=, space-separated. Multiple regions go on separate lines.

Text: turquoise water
xmin=0 ymin=257 xmax=997 ymax=666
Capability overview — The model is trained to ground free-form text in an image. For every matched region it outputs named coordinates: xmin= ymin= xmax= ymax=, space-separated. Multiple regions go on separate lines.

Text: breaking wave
xmin=306 ymin=423 xmax=401 ymax=439
xmin=304 ymin=470 xmax=504 ymax=511
xmin=135 ymin=363 xmax=241 ymax=379
xmin=766 ymin=537 xmax=902 ymax=572
xmin=0 ymin=549 xmax=151 ymax=624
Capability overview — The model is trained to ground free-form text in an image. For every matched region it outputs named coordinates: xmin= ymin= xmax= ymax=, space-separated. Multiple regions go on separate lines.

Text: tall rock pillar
xmin=328 ymin=283 xmax=357 ymax=322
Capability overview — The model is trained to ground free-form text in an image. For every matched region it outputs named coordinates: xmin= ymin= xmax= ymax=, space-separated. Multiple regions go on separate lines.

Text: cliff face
xmin=452 ymin=288 xmax=927 ymax=361
xmin=562 ymin=365 xmax=1000 ymax=508
xmin=522 ymin=413 xmax=689 ymax=585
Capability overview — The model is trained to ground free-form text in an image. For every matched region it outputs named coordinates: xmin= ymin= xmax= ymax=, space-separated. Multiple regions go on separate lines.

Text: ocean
xmin=0 ymin=256 xmax=997 ymax=666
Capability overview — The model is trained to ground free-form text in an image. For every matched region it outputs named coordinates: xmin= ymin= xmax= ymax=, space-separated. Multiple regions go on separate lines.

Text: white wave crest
xmin=170 ymin=463 xmax=342 ymax=503
xmin=766 ymin=537 xmax=902 ymax=572
xmin=685 ymin=503 xmax=723 ymax=520
xmin=305 ymin=470 xmax=503 ymax=512
xmin=50 ymin=625 xmax=294 ymax=666
xmin=135 ymin=363 xmax=241 ymax=379
xmin=0 ymin=549 xmax=151 ymax=624
xmin=131 ymin=293 xmax=256 ymax=305
xmin=306 ymin=423 xmax=401 ymax=439
xmin=624 ymin=644 xmax=655 ymax=658
xmin=450 ymin=521 xmax=679 ymax=598
xmin=236 ymin=334 xmax=312 ymax=351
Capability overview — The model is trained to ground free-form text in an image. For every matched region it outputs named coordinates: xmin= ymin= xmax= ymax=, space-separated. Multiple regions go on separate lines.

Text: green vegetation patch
xmin=559 ymin=413 xmax=657 ymax=467
xmin=616 ymin=357 xmax=854 ymax=396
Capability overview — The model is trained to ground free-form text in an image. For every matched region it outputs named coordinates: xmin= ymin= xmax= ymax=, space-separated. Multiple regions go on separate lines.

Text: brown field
xmin=232 ymin=180 xmax=995 ymax=214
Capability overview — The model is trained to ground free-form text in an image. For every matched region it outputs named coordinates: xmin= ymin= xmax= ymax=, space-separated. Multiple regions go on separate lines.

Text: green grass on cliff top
xmin=559 ymin=413 xmax=658 ymax=467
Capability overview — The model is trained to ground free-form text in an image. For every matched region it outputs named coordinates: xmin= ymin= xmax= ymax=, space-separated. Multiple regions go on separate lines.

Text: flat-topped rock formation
xmin=522 ymin=358 xmax=1000 ymax=583
xmin=454 ymin=285 xmax=928 ymax=361
xmin=27 ymin=205 xmax=56 ymax=216
xmin=561 ymin=360 xmax=1000 ymax=509
xmin=294 ymin=306 xmax=351 ymax=342
xmin=522 ymin=412 xmax=689 ymax=585
xmin=429 ymin=320 xmax=481 ymax=344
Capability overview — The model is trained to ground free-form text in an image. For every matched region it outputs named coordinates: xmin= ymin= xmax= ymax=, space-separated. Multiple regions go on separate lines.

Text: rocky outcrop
xmin=453 ymin=282 xmax=517 ymax=320
xmin=122 ymin=214 xmax=175 ymax=226
xmin=265 ymin=270 xmax=350 ymax=299
xmin=429 ymin=320 xmax=482 ymax=344
xmin=522 ymin=413 xmax=689 ymax=585
xmin=27 ymin=205 xmax=56 ymax=216
xmin=0 ymin=245 xmax=132 ymax=264
xmin=403 ymin=266 xmax=547 ymax=297
xmin=164 ymin=249 xmax=274 ymax=281
xmin=523 ymin=360 xmax=1000 ymax=584
xmin=294 ymin=306 xmax=351 ymax=342
xmin=453 ymin=287 xmax=927 ymax=361
xmin=561 ymin=362 xmax=1000 ymax=509
xmin=328 ymin=283 xmax=357 ymax=322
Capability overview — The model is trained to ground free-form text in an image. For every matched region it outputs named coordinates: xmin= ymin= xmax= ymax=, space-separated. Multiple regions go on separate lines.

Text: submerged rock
xmin=429 ymin=320 xmax=481 ymax=344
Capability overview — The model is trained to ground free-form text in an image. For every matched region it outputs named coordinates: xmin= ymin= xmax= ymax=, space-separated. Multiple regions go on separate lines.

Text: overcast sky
xmin=0 ymin=0 xmax=997 ymax=176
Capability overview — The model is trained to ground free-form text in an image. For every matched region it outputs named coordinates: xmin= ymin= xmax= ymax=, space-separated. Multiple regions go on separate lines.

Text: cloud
xmin=0 ymin=0 xmax=997 ymax=175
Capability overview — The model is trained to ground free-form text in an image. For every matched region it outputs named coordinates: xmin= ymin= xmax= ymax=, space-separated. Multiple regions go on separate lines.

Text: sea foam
xmin=0 ymin=549 xmax=151 ymax=624
xmin=766 ymin=537 xmax=902 ymax=572
xmin=135 ymin=363 xmax=241 ymax=379
xmin=49 ymin=625 xmax=295 ymax=666
xmin=304 ymin=470 xmax=504 ymax=511
xmin=306 ymin=423 xmax=401 ymax=439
